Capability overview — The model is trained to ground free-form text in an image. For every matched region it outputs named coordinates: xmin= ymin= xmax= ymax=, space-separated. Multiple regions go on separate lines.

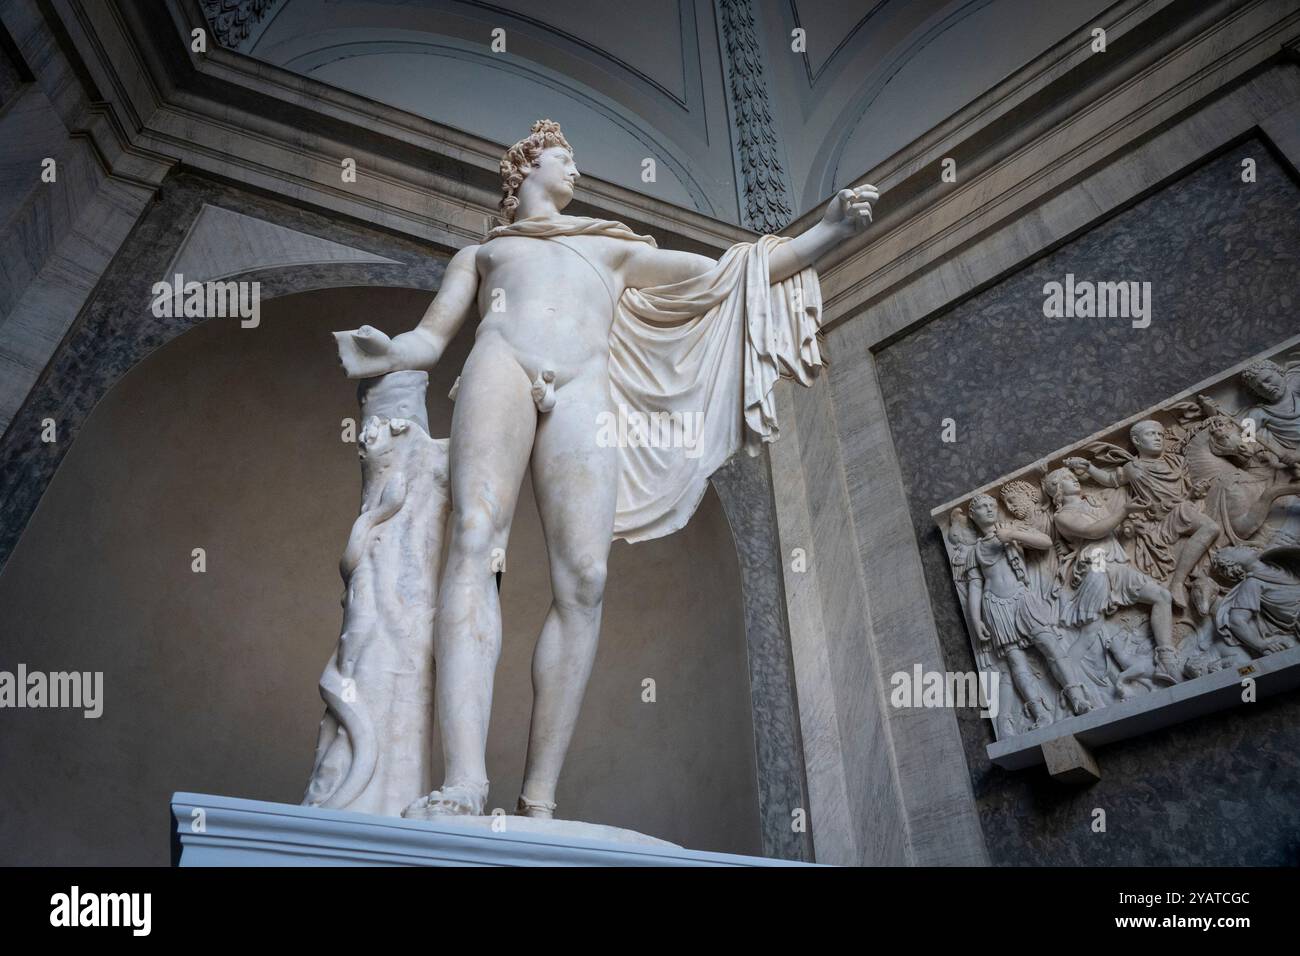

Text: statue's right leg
xmin=403 ymin=341 xmax=536 ymax=818
xmin=1004 ymin=647 xmax=1051 ymax=729
xmin=1132 ymin=578 xmax=1178 ymax=685
xmin=1030 ymin=628 xmax=1093 ymax=714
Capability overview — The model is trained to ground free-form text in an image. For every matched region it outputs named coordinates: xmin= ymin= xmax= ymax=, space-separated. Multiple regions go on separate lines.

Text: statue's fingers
xmin=853 ymin=186 xmax=880 ymax=201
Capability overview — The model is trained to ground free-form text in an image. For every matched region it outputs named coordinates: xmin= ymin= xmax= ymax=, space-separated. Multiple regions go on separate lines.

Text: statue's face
xmin=1001 ymin=489 xmax=1031 ymax=518
xmin=969 ymin=496 xmax=998 ymax=529
xmin=528 ymin=145 xmax=580 ymax=209
xmin=1049 ymin=472 xmax=1080 ymax=499
xmin=1131 ymin=421 xmax=1164 ymax=455
xmin=1250 ymin=367 xmax=1286 ymax=403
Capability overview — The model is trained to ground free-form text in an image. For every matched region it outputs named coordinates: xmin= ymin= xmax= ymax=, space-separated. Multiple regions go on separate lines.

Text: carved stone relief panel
xmin=933 ymin=336 xmax=1300 ymax=746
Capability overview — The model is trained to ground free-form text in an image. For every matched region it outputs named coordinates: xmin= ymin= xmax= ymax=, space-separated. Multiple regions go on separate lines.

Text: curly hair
xmin=498 ymin=119 xmax=573 ymax=224
xmin=1241 ymin=359 xmax=1283 ymax=397
xmin=1209 ymin=545 xmax=1258 ymax=583
xmin=1000 ymin=479 xmax=1040 ymax=511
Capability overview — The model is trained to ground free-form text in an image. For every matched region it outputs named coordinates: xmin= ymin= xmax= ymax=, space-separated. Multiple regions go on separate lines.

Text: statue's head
xmin=968 ymin=493 xmax=999 ymax=531
xmin=498 ymin=119 xmax=577 ymax=223
xmin=1242 ymin=359 xmax=1286 ymax=403
xmin=1129 ymin=419 xmax=1165 ymax=456
xmin=1042 ymin=467 xmax=1079 ymax=507
xmin=1000 ymin=479 xmax=1040 ymax=519
xmin=1209 ymin=545 xmax=1259 ymax=583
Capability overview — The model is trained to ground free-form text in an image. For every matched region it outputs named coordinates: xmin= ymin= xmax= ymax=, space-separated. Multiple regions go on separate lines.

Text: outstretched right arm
xmin=335 ymin=244 xmax=480 ymax=378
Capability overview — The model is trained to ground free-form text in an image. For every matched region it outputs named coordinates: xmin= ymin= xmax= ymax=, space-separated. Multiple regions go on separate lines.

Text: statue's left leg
xmin=518 ymin=372 xmax=618 ymax=818
xmin=1168 ymin=509 xmax=1219 ymax=609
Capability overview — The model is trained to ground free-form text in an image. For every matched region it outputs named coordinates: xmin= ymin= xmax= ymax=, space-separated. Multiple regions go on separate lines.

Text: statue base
xmin=170 ymin=793 xmax=810 ymax=867
xmin=400 ymin=812 xmax=678 ymax=848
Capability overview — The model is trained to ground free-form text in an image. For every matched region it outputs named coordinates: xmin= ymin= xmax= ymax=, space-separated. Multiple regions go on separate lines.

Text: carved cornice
xmin=45 ymin=0 xmax=752 ymax=254
xmin=796 ymin=0 xmax=1300 ymax=338
xmin=30 ymin=0 xmax=1300 ymax=278
xmin=716 ymin=0 xmax=795 ymax=234
xmin=199 ymin=0 xmax=281 ymax=51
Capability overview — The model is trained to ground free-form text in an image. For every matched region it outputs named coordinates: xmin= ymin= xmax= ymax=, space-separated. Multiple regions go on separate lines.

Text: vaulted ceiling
xmin=209 ymin=0 xmax=1112 ymax=225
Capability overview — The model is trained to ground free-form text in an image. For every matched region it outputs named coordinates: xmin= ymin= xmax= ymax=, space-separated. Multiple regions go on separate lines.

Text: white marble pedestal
xmin=170 ymin=793 xmax=811 ymax=867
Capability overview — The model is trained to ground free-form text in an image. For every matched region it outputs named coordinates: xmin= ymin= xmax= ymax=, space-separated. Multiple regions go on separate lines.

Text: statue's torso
xmin=972 ymin=536 xmax=1021 ymax=596
xmin=473 ymin=235 xmax=627 ymax=376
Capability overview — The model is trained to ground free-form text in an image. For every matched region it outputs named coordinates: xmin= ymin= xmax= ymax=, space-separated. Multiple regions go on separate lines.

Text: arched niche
xmin=0 ymin=285 xmax=761 ymax=862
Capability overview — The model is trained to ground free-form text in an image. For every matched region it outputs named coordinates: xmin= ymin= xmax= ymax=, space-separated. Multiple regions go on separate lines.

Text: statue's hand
xmin=334 ymin=325 xmax=397 ymax=379
xmin=823 ymin=184 xmax=878 ymax=236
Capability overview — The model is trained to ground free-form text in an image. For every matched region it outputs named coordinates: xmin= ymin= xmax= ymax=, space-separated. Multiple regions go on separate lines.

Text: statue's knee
xmin=557 ymin=558 xmax=607 ymax=610
xmin=449 ymin=508 xmax=504 ymax=572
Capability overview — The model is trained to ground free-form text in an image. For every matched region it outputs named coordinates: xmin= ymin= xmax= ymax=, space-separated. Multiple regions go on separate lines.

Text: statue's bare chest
xmin=477 ymin=236 xmax=621 ymax=283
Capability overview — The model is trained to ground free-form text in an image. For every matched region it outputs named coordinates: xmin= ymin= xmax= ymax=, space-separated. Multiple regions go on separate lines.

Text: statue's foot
xmin=402 ymin=781 xmax=488 ymax=818
xmin=1169 ymin=580 xmax=1189 ymax=611
xmin=516 ymin=794 xmax=557 ymax=820
xmin=1063 ymin=684 xmax=1093 ymax=716
xmin=1153 ymin=648 xmax=1181 ymax=686
xmin=1024 ymin=698 xmax=1052 ymax=731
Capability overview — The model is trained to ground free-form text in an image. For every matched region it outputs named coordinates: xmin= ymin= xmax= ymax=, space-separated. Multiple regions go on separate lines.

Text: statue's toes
xmin=403 ymin=794 xmax=430 ymax=813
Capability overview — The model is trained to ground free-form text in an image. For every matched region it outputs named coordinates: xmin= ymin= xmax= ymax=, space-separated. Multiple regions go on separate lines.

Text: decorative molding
xmin=804 ymin=0 xmax=1300 ymax=338
xmin=716 ymin=0 xmax=795 ymax=233
xmin=171 ymin=792 xmax=815 ymax=866
xmin=66 ymin=0 xmax=751 ymax=254
xmin=199 ymin=0 xmax=283 ymax=52
xmin=272 ymin=33 xmax=719 ymax=217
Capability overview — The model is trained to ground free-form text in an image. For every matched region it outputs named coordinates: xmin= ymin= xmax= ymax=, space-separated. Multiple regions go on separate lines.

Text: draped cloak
xmin=484 ymin=214 xmax=825 ymax=544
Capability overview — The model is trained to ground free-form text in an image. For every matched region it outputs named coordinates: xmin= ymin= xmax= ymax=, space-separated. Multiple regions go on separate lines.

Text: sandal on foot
xmin=402 ymin=780 xmax=488 ymax=818
xmin=516 ymin=794 xmax=557 ymax=819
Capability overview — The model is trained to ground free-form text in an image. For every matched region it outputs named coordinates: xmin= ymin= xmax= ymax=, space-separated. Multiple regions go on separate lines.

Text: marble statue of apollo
xmin=334 ymin=119 xmax=875 ymax=820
